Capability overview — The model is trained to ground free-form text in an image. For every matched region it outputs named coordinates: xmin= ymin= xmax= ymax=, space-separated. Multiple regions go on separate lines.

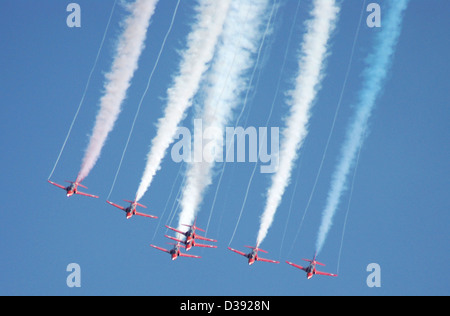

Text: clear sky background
xmin=0 ymin=0 xmax=449 ymax=296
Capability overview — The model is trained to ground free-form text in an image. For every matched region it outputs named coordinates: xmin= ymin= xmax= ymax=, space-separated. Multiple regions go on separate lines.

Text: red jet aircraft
xmin=165 ymin=219 xmax=217 ymax=251
xmin=150 ymin=243 xmax=201 ymax=261
xmin=48 ymin=180 xmax=99 ymax=198
xmin=228 ymin=245 xmax=280 ymax=265
xmin=286 ymin=253 xmax=338 ymax=279
xmin=106 ymin=199 xmax=158 ymax=220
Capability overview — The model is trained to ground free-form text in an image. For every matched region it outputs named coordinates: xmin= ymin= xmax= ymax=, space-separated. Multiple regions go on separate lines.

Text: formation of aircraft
xmin=150 ymin=219 xmax=218 ymax=260
xmin=286 ymin=253 xmax=338 ymax=279
xmin=106 ymin=199 xmax=158 ymax=220
xmin=48 ymin=181 xmax=338 ymax=278
xmin=48 ymin=179 xmax=99 ymax=198
xmin=165 ymin=219 xmax=217 ymax=251
xmin=228 ymin=245 xmax=280 ymax=265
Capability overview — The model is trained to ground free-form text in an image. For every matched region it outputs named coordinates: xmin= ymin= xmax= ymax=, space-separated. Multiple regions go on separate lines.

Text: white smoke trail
xmin=256 ymin=0 xmax=340 ymax=246
xmin=135 ymin=0 xmax=232 ymax=202
xmin=106 ymin=0 xmax=181 ymax=201
xmin=316 ymin=0 xmax=409 ymax=254
xmin=48 ymin=0 xmax=117 ymax=181
xmin=77 ymin=0 xmax=158 ymax=182
xmin=177 ymin=0 xmax=270 ymax=231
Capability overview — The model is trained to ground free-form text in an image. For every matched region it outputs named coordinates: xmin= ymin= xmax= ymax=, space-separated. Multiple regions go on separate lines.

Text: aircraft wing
xmin=286 ymin=261 xmax=307 ymax=272
xmin=195 ymin=227 xmax=206 ymax=233
xmin=76 ymin=191 xmax=99 ymax=199
xmin=228 ymin=247 xmax=247 ymax=257
xmin=257 ymin=257 xmax=280 ymax=264
xmin=195 ymin=235 xmax=217 ymax=243
xmin=165 ymin=225 xmax=186 ymax=236
xmin=165 ymin=235 xmax=184 ymax=243
xmin=193 ymin=242 xmax=217 ymax=249
xmin=179 ymin=252 xmax=201 ymax=259
xmin=135 ymin=211 xmax=158 ymax=219
xmin=315 ymin=270 xmax=338 ymax=277
xmin=48 ymin=180 xmax=66 ymax=190
xmin=150 ymin=244 xmax=169 ymax=254
xmin=106 ymin=201 xmax=126 ymax=211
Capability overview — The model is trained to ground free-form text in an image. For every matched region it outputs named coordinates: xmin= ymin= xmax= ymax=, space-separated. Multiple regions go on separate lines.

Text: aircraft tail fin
xmin=124 ymin=199 xmax=147 ymax=208
xmin=302 ymin=258 xmax=325 ymax=266
xmin=65 ymin=180 xmax=88 ymax=189
xmin=245 ymin=245 xmax=268 ymax=253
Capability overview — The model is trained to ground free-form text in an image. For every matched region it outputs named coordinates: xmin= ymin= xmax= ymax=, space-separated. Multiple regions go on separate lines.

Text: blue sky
xmin=0 ymin=0 xmax=449 ymax=296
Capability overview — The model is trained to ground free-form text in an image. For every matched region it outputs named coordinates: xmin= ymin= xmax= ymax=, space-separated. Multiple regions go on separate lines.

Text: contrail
xmin=316 ymin=0 xmax=409 ymax=254
xmin=256 ymin=0 xmax=340 ymax=246
xmin=135 ymin=0 xmax=232 ymax=202
xmin=77 ymin=0 xmax=158 ymax=182
xmin=177 ymin=0 xmax=270 ymax=233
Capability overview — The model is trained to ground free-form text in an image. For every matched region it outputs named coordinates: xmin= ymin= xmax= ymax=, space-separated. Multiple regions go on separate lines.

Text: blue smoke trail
xmin=316 ymin=0 xmax=409 ymax=254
